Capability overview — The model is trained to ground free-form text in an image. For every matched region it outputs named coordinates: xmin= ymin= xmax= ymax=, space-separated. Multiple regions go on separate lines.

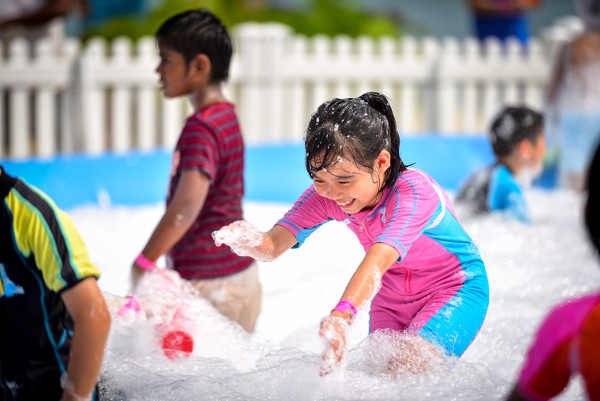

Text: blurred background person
xmin=0 ymin=0 xmax=87 ymax=56
xmin=456 ymin=105 xmax=546 ymax=224
xmin=468 ymin=0 xmax=542 ymax=45
xmin=0 ymin=165 xmax=110 ymax=400
xmin=545 ymin=0 xmax=600 ymax=191
xmin=504 ymin=139 xmax=600 ymax=401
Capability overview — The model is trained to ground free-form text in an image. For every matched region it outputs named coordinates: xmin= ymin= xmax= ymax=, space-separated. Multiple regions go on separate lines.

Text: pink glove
xmin=319 ymin=316 xmax=349 ymax=376
xmin=212 ymin=220 xmax=264 ymax=256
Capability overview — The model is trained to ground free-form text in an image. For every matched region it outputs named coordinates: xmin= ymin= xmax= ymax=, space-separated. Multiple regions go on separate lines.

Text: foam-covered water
xmin=69 ymin=189 xmax=598 ymax=400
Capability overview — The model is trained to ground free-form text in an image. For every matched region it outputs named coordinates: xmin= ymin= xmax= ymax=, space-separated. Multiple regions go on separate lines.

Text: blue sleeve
xmin=488 ymin=167 xmax=530 ymax=223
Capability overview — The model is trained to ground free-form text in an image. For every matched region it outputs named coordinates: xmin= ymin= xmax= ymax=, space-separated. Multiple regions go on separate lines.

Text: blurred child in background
xmin=0 ymin=166 xmax=110 ymax=401
xmin=545 ymin=0 xmax=600 ymax=191
xmin=456 ymin=105 xmax=546 ymax=224
xmin=131 ymin=9 xmax=261 ymax=333
xmin=214 ymin=92 xmax=489 ymax=377
xmin=505 ymin=140 xmax=600 ymax=401
xmin=467 ymin=0 xmax=541 ymax=45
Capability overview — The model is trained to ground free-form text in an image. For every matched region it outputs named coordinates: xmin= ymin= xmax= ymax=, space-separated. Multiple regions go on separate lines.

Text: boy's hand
xmin=130 ymin=262 xmax=146 ymax=292
xmin=319 ymin=316 xmax=349 ymax=376
xmin=212 ymin=220 xmax=264 ymax=256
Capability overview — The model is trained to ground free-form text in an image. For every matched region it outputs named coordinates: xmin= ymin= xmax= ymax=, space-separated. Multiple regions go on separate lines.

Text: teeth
xmin=337 ymin=200 xmax=352 ymax=206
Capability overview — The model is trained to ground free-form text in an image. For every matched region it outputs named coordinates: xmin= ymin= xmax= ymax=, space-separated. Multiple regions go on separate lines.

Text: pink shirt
xmin=517 ymin=292 xmax=600 ymax=400
xmin=277 ymin=169 xmax=486 ymax=306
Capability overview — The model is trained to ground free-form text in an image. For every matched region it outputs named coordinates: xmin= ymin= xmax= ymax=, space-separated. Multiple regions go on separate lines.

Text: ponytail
xmin=358 ymin=92 xmax=405 ymax=190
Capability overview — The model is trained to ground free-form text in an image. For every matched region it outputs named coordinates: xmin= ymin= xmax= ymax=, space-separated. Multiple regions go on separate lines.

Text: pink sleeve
xmin=276 ymin=186 xmax=339 ymax=246
xmin=517 ymin=295 xmax=600 ymax=400
xmin=375 ymin=171 xmax=444 ymax=260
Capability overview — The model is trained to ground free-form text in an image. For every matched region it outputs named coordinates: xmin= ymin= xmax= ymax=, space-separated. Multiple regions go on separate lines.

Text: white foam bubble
xmin=69 ymin=189 xmax=594 ymax=400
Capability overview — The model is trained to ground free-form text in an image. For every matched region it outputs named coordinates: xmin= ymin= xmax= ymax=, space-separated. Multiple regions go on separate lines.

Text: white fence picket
xmin=0 ymin=20 xmax=581 ymax=160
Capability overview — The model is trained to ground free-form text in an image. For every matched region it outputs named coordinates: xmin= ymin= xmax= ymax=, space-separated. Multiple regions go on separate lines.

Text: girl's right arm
xmin=213 ymin=222 xmax=297 ymax=262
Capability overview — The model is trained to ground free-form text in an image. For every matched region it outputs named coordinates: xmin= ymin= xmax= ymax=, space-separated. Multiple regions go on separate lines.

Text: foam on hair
xmin=304 ymin=92 xmax=407 ymax=192
xmin=488 ymin=106 xmax=544 ymax=158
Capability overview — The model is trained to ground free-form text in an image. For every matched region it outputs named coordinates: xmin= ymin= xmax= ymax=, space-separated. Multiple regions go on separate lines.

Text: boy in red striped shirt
xmin=132 ymin=9 xmax=260 ymax=332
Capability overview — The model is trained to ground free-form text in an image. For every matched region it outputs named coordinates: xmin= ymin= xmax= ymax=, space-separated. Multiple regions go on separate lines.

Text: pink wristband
xmin=135 ymin=253 xmax=156 ymax=271
xmin=118 ymin=294 xmax=143 ymax=317
xmin=332 ymin=299 xmax=358 ymax=316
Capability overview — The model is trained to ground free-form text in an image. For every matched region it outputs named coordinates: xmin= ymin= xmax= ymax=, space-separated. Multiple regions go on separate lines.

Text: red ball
xmin=162 ymin=330 xmax=194 ymax=360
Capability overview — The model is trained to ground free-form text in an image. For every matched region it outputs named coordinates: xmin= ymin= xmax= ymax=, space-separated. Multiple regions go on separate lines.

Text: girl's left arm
xmin=333 ymin=243 xmax=399 ymax=320
xmin=319 ymin=243 xmax=399 ymax=376
xmin=132 ymin=170 xmax=209 ymax=284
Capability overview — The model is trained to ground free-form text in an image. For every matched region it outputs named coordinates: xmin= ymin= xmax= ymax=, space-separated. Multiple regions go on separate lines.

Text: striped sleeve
xmin=6 ymin=181 xmax=100 ymax=292
xmin=177 ymin=119 xmax=219 ymax=182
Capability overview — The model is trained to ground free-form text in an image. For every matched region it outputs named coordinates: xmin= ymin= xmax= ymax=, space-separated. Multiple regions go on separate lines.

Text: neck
xmin=499 ymin=153 xmax=526 ymax=176
xmin=188 ymin=83 xmax=226 ymax=111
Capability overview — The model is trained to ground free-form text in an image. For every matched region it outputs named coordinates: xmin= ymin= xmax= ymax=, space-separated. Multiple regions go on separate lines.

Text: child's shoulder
xmin=185 ymin=102 xmax=236 ymax=129
xmin=538 ymin=291 xmax=600 ymax=337
xmin=187 ymin=101 xmax=237 ymax=124
xmin=399 ymin=168 xmax=442 ymax=188
xmin=491 ymin=164 xmax=520 ymax=190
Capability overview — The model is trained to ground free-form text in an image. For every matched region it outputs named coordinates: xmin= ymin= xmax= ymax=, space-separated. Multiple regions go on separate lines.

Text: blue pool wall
xmin=1 ymin=135 xmax=556 ymax=210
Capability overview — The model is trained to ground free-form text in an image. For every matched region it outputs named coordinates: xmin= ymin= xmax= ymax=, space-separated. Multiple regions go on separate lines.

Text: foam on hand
xmin=212 ymin=220 xmax=264 ymax=256
xmin=319 ymin=316 xmax=350 ymax=376
xmin=77 ymin=190 xmax=595 ymax=400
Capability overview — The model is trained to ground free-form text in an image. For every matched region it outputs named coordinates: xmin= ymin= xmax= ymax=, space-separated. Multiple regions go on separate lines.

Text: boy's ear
xmin=190 ymin=54 xmax=212 ymax=81
xmin=517 ymin=140 xmax=532 ymax=158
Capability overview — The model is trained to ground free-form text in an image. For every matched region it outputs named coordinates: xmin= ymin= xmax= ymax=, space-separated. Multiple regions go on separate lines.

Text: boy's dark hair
xmin=586 ymin=140 xmax=600 ymax=254
xmin=156 ymin=9 xmax=233 ymax=83
xmin=305 ymin=92 xmax=408 ymax=192
xmin=488 ymin=106 xmax=544 ymax=158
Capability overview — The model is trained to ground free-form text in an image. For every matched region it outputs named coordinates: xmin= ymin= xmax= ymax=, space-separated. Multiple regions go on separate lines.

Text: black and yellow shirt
xmin=0 ymin=168 xmax=100 ymax=400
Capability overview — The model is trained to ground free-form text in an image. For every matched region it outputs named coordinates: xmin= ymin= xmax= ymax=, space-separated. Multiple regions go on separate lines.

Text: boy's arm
xmin=60 ymin=277 xmax=111 ymax=400
xmin=137 ymin=169 xmax=210 ymax=263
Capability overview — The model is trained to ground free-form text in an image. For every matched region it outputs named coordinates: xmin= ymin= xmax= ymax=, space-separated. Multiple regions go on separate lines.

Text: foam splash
xmin=70 ymin=189 xmax=595 ymax=400
xmin=212 ymin=220 xmax=264 ymax=257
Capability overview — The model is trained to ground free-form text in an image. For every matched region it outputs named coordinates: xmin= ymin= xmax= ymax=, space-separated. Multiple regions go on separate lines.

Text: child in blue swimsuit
xmin=456 ymin=106 xmax=546 ymax=223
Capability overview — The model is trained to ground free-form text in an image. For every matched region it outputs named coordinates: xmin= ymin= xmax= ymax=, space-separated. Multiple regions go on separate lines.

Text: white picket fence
xmin=0 ymin=18 xmax=584 ymax=159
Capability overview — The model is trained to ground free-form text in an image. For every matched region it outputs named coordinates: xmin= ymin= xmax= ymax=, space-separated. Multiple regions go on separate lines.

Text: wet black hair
xmin=304 ymin=92 xmax=408 ymax=192
xmin=156 ymin=9 xmax=232 ymax=83
xmin=586 ymin=140 xmax=600 ymax=254
xmin=488 ymin=106 xmax=545 ymax=159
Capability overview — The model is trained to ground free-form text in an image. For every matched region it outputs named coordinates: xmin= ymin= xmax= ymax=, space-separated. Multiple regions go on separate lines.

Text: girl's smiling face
xmin=311 ymin=150 xmax=391 ymax=214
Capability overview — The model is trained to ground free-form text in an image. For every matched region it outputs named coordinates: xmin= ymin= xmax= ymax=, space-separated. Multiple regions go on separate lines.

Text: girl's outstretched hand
xmin=319 ymin=316 xmax=349 ymax=376
xmin=212 ymin=220 xmax=264 ymax=257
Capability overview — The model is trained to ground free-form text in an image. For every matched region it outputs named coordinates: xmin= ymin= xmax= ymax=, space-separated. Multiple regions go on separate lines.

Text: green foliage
xmin=82 ymin=0 xmax=403 ymax=42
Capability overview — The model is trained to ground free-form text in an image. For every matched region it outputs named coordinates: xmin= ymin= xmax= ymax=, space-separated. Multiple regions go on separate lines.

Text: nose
xmin=323 ymin=184 xmax=341 ymax=199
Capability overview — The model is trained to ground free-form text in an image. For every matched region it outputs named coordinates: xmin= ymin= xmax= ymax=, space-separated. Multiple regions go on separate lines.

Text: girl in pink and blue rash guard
xmin=214 ymin=92 xmax=489 ymax=376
